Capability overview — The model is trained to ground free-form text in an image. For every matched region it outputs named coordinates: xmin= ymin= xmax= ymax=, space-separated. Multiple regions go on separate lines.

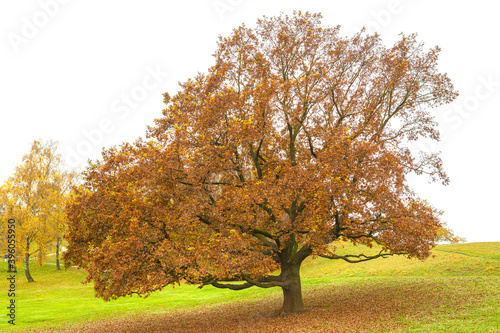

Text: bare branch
xmin=320 ymin=249 xmax=408 ymax=263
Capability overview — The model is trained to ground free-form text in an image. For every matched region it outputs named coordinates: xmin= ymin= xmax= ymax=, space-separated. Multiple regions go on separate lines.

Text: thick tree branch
xmin=320 ymin=249 xmax=408 ymax=263
xmin=208 ymin=274 xmax=287 ymax=290
xmin=252 ymin=233 xmax=279 ymax=250
xmin=210 ymin=281 xmax=255 ymax=290
xmin=294 ymin=244 xmax=312 ymax=264
xmin=249 ymin=140 xmax=264 ymax=179
xmin=242 ymin=274 xmax=288 ymax=288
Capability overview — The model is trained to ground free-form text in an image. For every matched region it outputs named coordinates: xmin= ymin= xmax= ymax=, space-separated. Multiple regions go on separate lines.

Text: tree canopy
xmin=64 ymin=12 xmax=458 ymax=314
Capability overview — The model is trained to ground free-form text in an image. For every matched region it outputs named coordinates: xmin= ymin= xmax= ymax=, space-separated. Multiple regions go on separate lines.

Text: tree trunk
xmin=279 ymin=262 xmax=306 ymax=314
xmin=7 ymin=259 xmax=17 ymax=273
xmin=7 ymin=260 xmax=17 ymax=273
xmin=55 ymin=236 xmax=61 ymax=270
xmin=37 ymin=247 xmax=43 ymax=267
xmin=25 ymin=238 xmax=35 ymax=283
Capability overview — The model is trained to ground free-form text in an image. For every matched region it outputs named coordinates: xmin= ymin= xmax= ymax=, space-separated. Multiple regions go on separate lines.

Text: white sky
xmin=1 ymin=0 xmax=499 ymax=242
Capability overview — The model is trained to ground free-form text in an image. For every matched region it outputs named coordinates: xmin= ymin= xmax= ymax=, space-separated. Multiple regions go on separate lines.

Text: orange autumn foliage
xmin=64 ymin=12 xmax=458 ymax=314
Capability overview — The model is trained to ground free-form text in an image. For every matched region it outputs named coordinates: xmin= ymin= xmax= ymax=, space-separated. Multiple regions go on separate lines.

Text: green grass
xmin=0 ymin=242 xmax=499 ymax=332
xmin=301 ymin=241 xmax=500 ymax=278
xmin=0 ymin=259 xmax=279 ymax=331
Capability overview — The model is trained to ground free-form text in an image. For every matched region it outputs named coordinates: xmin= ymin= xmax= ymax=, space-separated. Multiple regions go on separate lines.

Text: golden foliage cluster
xmin=0 ymin=140 xmax=76 ymax=281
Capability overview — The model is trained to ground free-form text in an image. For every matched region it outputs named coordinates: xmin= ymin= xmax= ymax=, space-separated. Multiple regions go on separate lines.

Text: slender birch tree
xmin=2 ymin=140 xmax=75 ymax=281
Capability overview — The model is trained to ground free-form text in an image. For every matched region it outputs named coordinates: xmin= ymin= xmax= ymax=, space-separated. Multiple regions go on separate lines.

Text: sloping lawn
xmin=1 ymin=242 xmax=498 ymax=332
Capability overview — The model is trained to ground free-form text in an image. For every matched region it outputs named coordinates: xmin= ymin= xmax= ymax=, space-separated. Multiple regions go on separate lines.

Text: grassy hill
xmin=301 ymin=241 xmax=500 ymax=278
xmin=1 ymin=242 xmax=499 ymax=332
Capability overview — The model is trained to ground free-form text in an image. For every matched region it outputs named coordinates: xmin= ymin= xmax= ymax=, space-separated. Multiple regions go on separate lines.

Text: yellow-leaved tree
xmin=0 ymin=140 xmax=76 ymax=282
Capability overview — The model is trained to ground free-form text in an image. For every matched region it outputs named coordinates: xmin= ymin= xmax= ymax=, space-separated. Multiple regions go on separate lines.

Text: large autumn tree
xmin=64 ymin=12 xmax=458 ymax=314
